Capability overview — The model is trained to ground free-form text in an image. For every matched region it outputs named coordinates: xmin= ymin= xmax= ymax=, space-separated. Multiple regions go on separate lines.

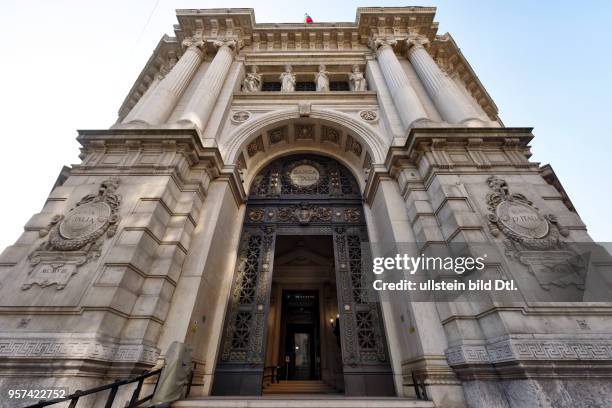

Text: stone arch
xmin=221 ymin=108 xmax=388 ymax=190
xmin=244 ymin=147 xmax=367 ymax=194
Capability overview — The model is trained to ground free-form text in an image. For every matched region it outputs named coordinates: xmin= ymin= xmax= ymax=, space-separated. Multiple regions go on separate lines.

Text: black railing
xmin=410 ymin=371 xmax=429 ymax=401
xmin=25 ymin=368 xmax=162 ymax=408
xmin=185 ymin=362 xmax=199 ymax=397
xmin=263 ymin=366 xmax=278 ymax=385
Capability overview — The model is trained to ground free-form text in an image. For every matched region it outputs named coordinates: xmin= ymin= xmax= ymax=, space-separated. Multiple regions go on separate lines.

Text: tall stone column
xmin=370 ymin=37 xmax=430 ymax=130
xmin=406 ymin=33 xmax=487 ymax=126
xmin=177 ymin=39 xmax=238 ymax=131
xmin=127 ymin=35 xmax=205 ymax=126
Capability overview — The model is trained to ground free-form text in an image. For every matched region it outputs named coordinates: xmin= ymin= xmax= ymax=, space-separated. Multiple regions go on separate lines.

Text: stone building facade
xmin=0 ymin=6 xmax=611 ymax=408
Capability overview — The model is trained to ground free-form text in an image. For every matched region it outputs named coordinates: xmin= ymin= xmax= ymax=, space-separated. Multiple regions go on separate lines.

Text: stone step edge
xmin=173 ymin=398 xmax=435 ymax=408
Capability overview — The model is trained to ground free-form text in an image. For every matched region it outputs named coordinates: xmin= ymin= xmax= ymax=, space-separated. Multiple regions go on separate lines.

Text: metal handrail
xmin=409 ymin=371 xmax=429 ymax=401
xmin=24 ymin=368 xmax=163 ymax=408
xmin=263 ymin=365 xmax=278 ymax=384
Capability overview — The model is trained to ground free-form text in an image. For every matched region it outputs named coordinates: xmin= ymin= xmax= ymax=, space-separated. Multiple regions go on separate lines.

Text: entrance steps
xmin=172 ymin=396 xmax=435 ymax=408
xmin=264 ymin=380 xmax=338 ymax=394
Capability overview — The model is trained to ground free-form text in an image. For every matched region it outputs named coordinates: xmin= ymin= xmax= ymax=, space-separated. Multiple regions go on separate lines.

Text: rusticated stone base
xmin=462 ymin=378 xmax=612 ymax=408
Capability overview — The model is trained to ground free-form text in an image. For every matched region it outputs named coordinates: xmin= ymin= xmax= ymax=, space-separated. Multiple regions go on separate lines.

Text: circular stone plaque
xmin=59 ymin=202 xmax=112 ymax=240
xmin=289 ymin=164 xmax=320 ymax=187
xmin=496 ymin=200 xmax=549 ymax=239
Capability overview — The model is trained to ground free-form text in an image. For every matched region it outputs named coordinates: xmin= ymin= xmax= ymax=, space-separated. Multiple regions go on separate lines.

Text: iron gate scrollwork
xmin=213 ymin=155 xmax=394 ymax=396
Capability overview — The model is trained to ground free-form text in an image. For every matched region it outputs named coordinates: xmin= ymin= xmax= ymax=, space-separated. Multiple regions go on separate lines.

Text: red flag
xmin=305 ymin=13 xmax=313 ymax=24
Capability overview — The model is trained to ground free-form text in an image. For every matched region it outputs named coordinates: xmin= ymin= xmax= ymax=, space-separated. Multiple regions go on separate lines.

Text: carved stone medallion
xmin=495 ymin=200 xmax=549 ymax=239
xmin=289 ymin=164 xmax=320 ymax=187
xmin=359 ymin=110 xmax=378 ymax=122
xmin=59 ymin=202 xmax=112 ymax=240
xmin=24 ymin=178 xmax=122 ymax=290
xmin=231 ymin=110 xmax=250 ymax=124
xmin=485 ymin=175 xmax=567 ymax=248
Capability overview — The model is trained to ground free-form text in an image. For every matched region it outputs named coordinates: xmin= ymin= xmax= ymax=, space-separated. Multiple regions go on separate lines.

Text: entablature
xmin=231 ymin=91 xmax=378 ymax=105
xmin=118 ymin=7 xmax=499 ymax=126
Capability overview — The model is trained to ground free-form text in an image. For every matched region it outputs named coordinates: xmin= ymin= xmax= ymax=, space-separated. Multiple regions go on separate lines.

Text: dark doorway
xmin=213 ymin=154 xmax=395 ymax=397
xmin=281 ymin=291 xmax=320 ymax=381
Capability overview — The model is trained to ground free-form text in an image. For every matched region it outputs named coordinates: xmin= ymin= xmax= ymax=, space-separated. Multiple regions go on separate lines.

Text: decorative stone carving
xmin=23 ymin=178 xmax=122 ymax=291
xmin=0 ymin=336 xmax=158 ymax=364
xmin=231 ymin=110 xmax=250 ymax=123
xmin=242 ymin=65 xmax=262 ymax=93
xmin=321 ymin=126 xmax=340 ymax=145
xmin=359 ymin=110 xmax=378 ymax=122
xmin=345 ymin=134 xmax=363 ymax=157
xmin=485 ymin=176 xmax=582 ymax=290
xmin=279 ymin=64 xmax=296 ymax=92
xmin=181 ymin=32 xmax=205 ymax=51
xmin=349 ymin=64 xmax=367 ymax=91
xmin=446 ymin=338 xmax=612 ymax=366
xmin=485 ymin=176 xmax=568 ymax=249
xmin=247 ymin=135 xmax=264 ymax=157
xmin=268 ymin=126 xmax=287 ymax=145
xmin=278 ymin=204 xmax=332 ymax=225
xmin=315 ymin=64 xmax=330 ymax=92
xmin=368 ymin=35 xmax=397 ymax=51
xmin=213 ymin=38 xmax=241 ymax=52
xmin=294 ymin=124 xmax=314 ymax=140
xmin=299 ymin=102 xmax=311 ymax=117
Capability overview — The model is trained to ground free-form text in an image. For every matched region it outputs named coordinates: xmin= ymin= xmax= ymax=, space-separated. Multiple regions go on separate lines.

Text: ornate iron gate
xmin=212 ymin=155 xmax=394 ymax=396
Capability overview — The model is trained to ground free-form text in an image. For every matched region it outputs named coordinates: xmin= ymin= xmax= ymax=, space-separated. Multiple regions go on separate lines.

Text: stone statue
xmin=280 ymin=64 xmax=296 ymax=92
xmin=349 ymin=64 xmax=367 ymax=91
xmin=315 ymin=64 xmax=330 ymax=92
xmin=242 ymin=65 xmax=262 ymax=92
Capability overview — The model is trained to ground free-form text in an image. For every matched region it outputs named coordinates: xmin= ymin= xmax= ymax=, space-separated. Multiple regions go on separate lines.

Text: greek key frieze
xmin=0 ymin=337 xmax=158 ymax=364
xmin=446 ymin=339 xmax=612 ymax=366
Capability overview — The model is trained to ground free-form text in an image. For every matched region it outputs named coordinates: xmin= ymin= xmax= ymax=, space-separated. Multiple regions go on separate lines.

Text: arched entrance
xmin=212 ymin=154 xmax=395 ymax=396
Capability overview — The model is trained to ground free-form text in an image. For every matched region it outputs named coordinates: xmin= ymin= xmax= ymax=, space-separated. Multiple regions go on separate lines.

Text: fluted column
xmin=370 ymin=37 xmax=430 ymax=129
xmin=406 ymin=34 xmax=486 ymax=125
xmin=122 ymin=75 xmax=161 ymax=124
xmin=177 ymin=39 xmax=238 ymax=131
xmin=127 ymin=35 xmax=205 ymax=126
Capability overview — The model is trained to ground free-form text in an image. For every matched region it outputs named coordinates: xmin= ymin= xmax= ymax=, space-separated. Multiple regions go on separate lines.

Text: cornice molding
xmin=75 ymin=129 xmax=246 ymax=205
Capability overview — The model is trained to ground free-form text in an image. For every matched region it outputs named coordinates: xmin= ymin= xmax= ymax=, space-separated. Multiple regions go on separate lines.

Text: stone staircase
xmin=173 ymin=393 xmax=435 ymax=408
xmin=263 ymin=380 xmax=339 ymax=394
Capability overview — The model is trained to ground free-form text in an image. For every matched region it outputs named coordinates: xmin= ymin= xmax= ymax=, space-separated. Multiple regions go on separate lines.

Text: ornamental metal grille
xmin=237 ymin=235 xmax=262 ymax=304
xmin=231 ymin=311 xmax=253 ymax=349
xmin=250 ymin=155 xmax=360 ymax=198
xmin=216 ymin=154 xmax=391 ymax=392
xmin=356 ymin=311 xmax=376 ymax=349
xmin=347 ymin=235 xmax=365 ymax=303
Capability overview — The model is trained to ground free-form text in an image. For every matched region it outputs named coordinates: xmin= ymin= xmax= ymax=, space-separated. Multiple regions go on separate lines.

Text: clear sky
xmin=0 ymin=1 xmax=611 ymax=251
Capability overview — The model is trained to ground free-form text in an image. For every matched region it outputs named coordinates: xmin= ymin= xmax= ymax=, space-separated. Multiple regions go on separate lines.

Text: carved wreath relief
xmin=23 ymin=178 xmax=121 ymax=290
xmin=484 ymin=176 xmax=584 ymax=290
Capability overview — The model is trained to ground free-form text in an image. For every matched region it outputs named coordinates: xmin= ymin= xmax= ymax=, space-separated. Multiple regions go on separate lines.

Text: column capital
xmin=182 ymin=32 xmax=205 ymax=51
xmin=406 ymin=32 xmax=430 ymax=51
xmin=212 ymin=37 xmax=244 ymax=52
xmin=368 ymin=35 xmax=398 ymax=52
